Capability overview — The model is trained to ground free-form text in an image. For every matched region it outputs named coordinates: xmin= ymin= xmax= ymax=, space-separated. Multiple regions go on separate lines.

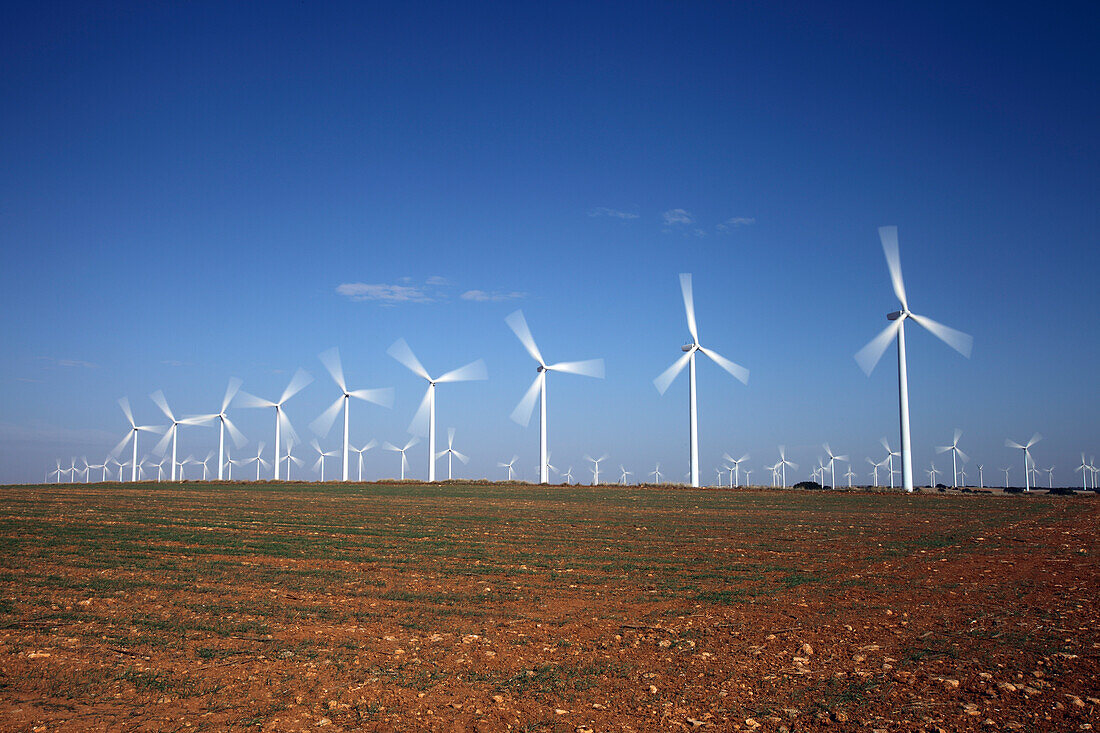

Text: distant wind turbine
xmin=823 ymin=444 xmax=848 ymax=489
xmin=436 ymin=428 xmax=470 ymax=480
xmin=249 ymin=442 xmax=269 ymax=481
xmin=723 ymin=453 xmax=749 ymax=488
xmin=561 ymin=466 xmax=574 ymax=484
xmin=188 ymin=378 xmax=248 ymax=481
xmin=977 ymin=464 xmax=984 ymax=489
xmin=110 ymin=397 xmax=164 ymax=482
xmin=935 ymin=429 xmax=968 ymax=488
xmin=150 ymin=390 xmax=210 ymax=481
xmin=1005 ymin=434 xmax=1041 ymax=492
xmin=776 ymin=446 xmax=798 ymax=488
xmin=352 ymin=440 xmax=378 ymax=482
xmin=310 ymin=439 xmax=338 ymax=482
xmin=880 ymin=438 xmax=900 ymax=489
xmin=927 ymin=462 xmax=939 ymax=487
xmin=619 ymin=465 xmax=632 ymax=485
xmin=1076 ymin=454 xmax=1090 ymax=490
xmin=650 ymin=463 xmax=662 ymax=484
xmin=498 ymin=455 xmax=518 ymax=481
xmin=237 ymin=368 xmax=313 ymax=480
xmin=585 ymin=454 xmax=608 ymax=485
xmin=383 ymin=437 xmax=419 ymax=480
xmin=1001 ymin=466 xmax=1011 ymax=488
xmin=855 ymin=226 xmax=974 ymax=493
xmin=844 ymin=464 xmax=857 ymax=488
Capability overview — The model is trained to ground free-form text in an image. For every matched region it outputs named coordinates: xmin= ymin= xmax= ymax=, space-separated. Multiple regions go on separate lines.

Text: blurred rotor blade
xmin=823 ymin=443 xmax=833 ymax=458
xmin=436 ymin=358 xmax=488 ymax=383
xmin=279 ymin=410 xmax=301 ymax=446
xmin=118 ymin=397 xmax=136 ymax=427
xmin=318 ymin=347 xmax=346 ymax=393
xmin=505 ymin=310 xmax=545 ymax=366
xmin=403 ymin=435 xmax=420 ymax=451
xmin=180 ymin=414 xmax=217 ymax=426
xmin=221 ymin=377 xmax=243 ymax=414
xmin=280 ymin=368 xmax=314 ymax=404
xmin=957 ymin=449 xmax=970 ymax=463
xmin=854 ymin=320 xmax=903 ymax=375
xmin=382 ymin=442 xmax=400 ymax=452
xmin=787 ymin=460 xmax=800 ymax=471
xmin=290 ymin=456 xmax=304 ymax=467
xmin=908 ymin=313 xmax=973 ymax=358
xmin=698 ymin=346 xmax=749 ymax=385
xmin=654 ymin=352 xmax=692 ymax=395
xmin=510 ymin=373 xmax=543 ymax=427
xmin=149 ymin=390 xmax=174 ymax=421
xmin=310 ymin=438 xmax=323 ymax=455
xmin=879 ymin=225 xmax=907 ymax=310
xmin=738 ymin=454 xmax=750 ymax=463
xmin=312 ymin=456 xmax=323 ymax=473
xmin=408 ymin=387 xmax=432 ymax=437
xmin=452 ymin=449 xmax=469 ymax=464
xmin=387 ymin=338 xmax=431 ymax=381
xmin=447 ymin=427 xmax=455 ymax=448
xmin=110 ymin=431 xmax=133 ymax=458
xmin=349 ymin=387 xmax=394 ymax=408
xmin=152 ymin=425 xmax=174 ymax=456
xmin=835 ymin=455 xmax=849 ymax=462
xmin=880 ymin=437 xmax=892 ymax=453
xmin=310 ymin=396 xmax=344 ymax=438
xmin=722 ymin=453 xmax=734 ymax=463
xmin=680 ymin=273 xmax=698 ymax=343
xmin=935 ymin=446 xmax=951 ymax=454
xmin=1005 ymin=439 xmax=1024 ymax=449
xmin=223 ymin=416 xmax=248 ymax=448
xmin=361 ymin=438 xmax=378 ymax=452
xmin=1027 ymin=433 xmax=1042 ymax=448
xmin=547 ymin=359 xmax=605 ymax=378
xmin=235 ymin=391 xmax=276 ymax=409
xmin=953 ymin=428 xmax=963 ymax=445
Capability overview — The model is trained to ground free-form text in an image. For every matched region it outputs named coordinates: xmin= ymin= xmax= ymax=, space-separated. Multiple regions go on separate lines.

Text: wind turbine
xmin=247 ymin=442 xmax=268 ymax=481
xmin=654 ymin=274 xmax=749 ymax=488
xmin=776 ymin=446 xmax=798 ymax=488
xmin=855 ymin=226 xmax=974 ymax=493
xmin=561 ymin=466 xmax=574 ymax=484
xmin=880 ymin=438 xmax=900 ymax=489
xmin=844 ymin=465 xmax=857 ymax=488
xmin=585 ymin=454 xmax=608 ymax=485
xmin=927 ymin=462 xmax=939 ymax=487
xmin=498 ymin=455 xmax=518 ymax=481
xmin=150 ymin=390 xmax=210 ymax=481
xmin=723 ymin=453 xmax=749 ymax=487
xmin=50 ymin=460 xmax=63 ymax=483
xmin=935 ymin=429 xmax=969 ymax=488
xmin=743 ymin=468 xmax=753 ymax=486
xmin=977 ymin=464 xmax=985 ymax=489
xmin=188 ymin=378 xmax=248 ymax=481
xmin=436 ymin=428 xmax=469 ymax=480
xmin=958 ymin=468 xmax=968 ymax=486
xmin=866 ymin=457 xmax=883 ymax=487
xmin=1077 ymin=455 xmax=1090 ymax=490
xmin=110 ymin=397 xmax=164 ymax=482
xmin=650 ymin=463 xmax=662 ymax=484
xmin=765 ymin=462 xmax=779 ymax=487
xmin=383 ymin=437 xmax=419 ymax=480
xmin=310 ymin=439 xmax=338 ymax=482
xmin=197 ymin=451 xmax=214 ymax=481
xmin=352 ymin=440 xmax=378 ymax=482
xmin=1043 ymin=466 xmax=1054 ymax=489
xmin=310 ymin=347 xmax=393 ymax=482
xmin=1001 ymin=466 xmax=1011 ymax=488
xmin=823 ymin=444 xmax=848 ymax=489
xmin=1005 ymin=434 xmax=1041 ymax=492
xmin=619 ymin=465 xmax=632 ymax=485
xmin=282 ymin=439 xmax=305 ymax=481
xmin=237 ymin=368 xmax=313 ymax=480
xmin=505 ymin=310 xmax=604 ymax=485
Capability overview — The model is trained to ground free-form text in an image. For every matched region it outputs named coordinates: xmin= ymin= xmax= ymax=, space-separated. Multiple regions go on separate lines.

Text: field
xmin=0 ymin=482 xmax=1096 ymax=732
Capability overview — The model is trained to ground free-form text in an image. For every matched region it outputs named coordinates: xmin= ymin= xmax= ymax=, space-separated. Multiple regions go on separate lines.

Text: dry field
xmin=0 ymin=482 xmax=1096 ymax=732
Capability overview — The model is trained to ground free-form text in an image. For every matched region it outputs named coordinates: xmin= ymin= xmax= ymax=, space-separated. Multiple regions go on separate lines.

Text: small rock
xmin=1066 ymin=694 xmax=1085 ymax=708
xmin=745 ymin=718 xmax=761 ymax=729
xmin=1023 ymin=686 xmax=1041 ymax=695
xmin=576 ymin=727 xmax=594 ymax=733
xmin=832 ymin=711 xmax=849 ymax=723
xmin=649 ymin=685 xmax=658 ymax=694
xmin=492 ymin=695 xmax=504 ymax=704
xmin=315 ymin=719 xmax=332 ymax=728
xmin=801 ymin=643 xmax=814 ymax=656
xmin=998 ymin=682 xmax=1017 ymax=692
xmin=963 ymin=703 xmax=981 ymax=716
xmin=554 ymin=709 xmax=568 ymax=715
xmin=942 ymin=678 xmax=961 ymax=689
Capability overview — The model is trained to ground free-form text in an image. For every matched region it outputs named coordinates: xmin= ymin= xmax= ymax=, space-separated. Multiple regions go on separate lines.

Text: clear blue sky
xmin=2 ymin=1 xmax=1097 ymax=485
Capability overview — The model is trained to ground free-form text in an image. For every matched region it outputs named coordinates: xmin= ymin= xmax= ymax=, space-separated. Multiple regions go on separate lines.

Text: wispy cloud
xmin=589 ymin=207 xmax=639 ymax=220
xmin=36 ymin=357 xmax=98 ymax=369
xmin=460 ymin=290 xmax=526 ymax=303
xmin=161 ymin=359 xmax=192 ymax=367
xmin=717 ymin=216 xmax=756 ymax=231
xmin=336 ymin=282 xmax=435 ymax=304
xmin=662 ymin=209 xmax=694 ymax=225
xmin=425 ymin=275 xmax=448 ymax=286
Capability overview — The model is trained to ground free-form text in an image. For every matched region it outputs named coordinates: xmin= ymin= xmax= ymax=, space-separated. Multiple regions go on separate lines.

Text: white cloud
xmin=425 ymin=275 xmax=449 ymax=285
xmin=662 ymin=208 xmax=693 ymax=225
xmin=717 ymin=216 xmax=756 ymax=231
xmin=589 ymin=207 xmax=639 ymax=220
xmin=460 ymin=290 xmax=526 ymax=302
xmin=336 ymin=282 xmax=434 ymax=304
xmin=36 ymin=357 xmax=98 ymax=369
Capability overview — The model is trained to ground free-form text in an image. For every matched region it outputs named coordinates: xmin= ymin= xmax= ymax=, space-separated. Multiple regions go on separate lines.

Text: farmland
xmin=0 ymin=482 xmax=1096 ymax=731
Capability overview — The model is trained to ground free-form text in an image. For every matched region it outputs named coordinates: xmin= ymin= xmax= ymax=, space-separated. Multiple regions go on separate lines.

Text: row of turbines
xmin=41 ymin=227 xmax=1093 ymax=493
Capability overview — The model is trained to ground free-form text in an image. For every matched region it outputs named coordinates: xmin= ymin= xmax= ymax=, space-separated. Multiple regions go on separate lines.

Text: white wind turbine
xmin=935 ymin=429 xmax=969 ymax=488
xmin=237 ymin=368 xmax=313 ymax=480
xmin=383 ymin=436 xmax=419 ymax=480
xmin=388 ymin=338 xmax=486 ymax=483
xmin=723 ymin=453 xmax=749 ymax=488
xmin=562 ymin=466 xmax=574 ymax=484
xmin=248 ymin=443 xmax=268 ymax=481
xmin=150 ymin=390 xmax=211 ymax=481
xmin=352 ymin=440 xmax=378 ymax=482
xmin=776 ymin=447 xmax=798 ymax=489
xmin=866 ymin=457 xmax=883 ymax=487
xmin=283 ymin=439 xmax=305 ymax=481
xmin=1043 ymin=466 xmax=1054 ymax=489
xmin=650 ymin=463 xmax=662 ymax=484
xmin=844 ymin=465 xmax=857 ymax=488
xmin=766 ymin=462 xmax=779 ymax=487
xmin=823 ymin=444 xmax=848 ymax=489
xmin=880 ymin=438 xmax=900 ymax=489
xmin=585 ymin=454 xmax=608 ymax=485
xmin=436 ymin=428 xmax=469 ymax=480
xmin=1076 ymin=454 xmax=1090 ymax=490
xmin=1001 ymin=466 xmax=1011 ymax=488
xmin=310 ymin=347 xmax=393 ymax=482
xmin=977 ymin=464 xmax=985 ymax=489
xmin=927 ymin=462 xmax=939 ymax=487
xmin=743 ymin=468 xmax=753 ymax=486
xmin=1005 ymin=434 xmax=1041 ymax=492
xmin=619 ymin=465 xmax=632 ymax=485
xmin=506 ymin=310 xmax=604 ymax=485
xmin=310 ymin=439 xmax=338 ymax=482
xmin=654 ymin=274 xmax=749 ymax=488
xmin=188 ymin=378 xmax=248 ymax=481
xmin=498 ymin=455 xmax=518 ymax=481
xmin=110 ymin=397 xmax=165 ymax=482
xmin=198 ymin=451 xmax=214 ymax=481
xmin=855 ymin=226 xmax=974 ymax=493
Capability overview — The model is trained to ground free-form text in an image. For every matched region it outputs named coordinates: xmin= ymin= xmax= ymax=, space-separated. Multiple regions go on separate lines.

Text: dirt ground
xmin=0 ymin=482 xmax=1096 ymax=732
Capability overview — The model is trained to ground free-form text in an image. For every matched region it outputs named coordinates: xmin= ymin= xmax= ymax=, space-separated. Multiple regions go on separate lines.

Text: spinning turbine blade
xmin=221 ymin=377 xmax=243 ymax=414
xmin=280 ymin=368 xmax=313 ymax=404
xmin=953 ymin=428 xmax=963 ymax=445
xmin=403 ymin=436 xmax=420 ymax=451
xmin=879 ymin=225 xmax=907 ymax=309
xmin=547 ymin=359 xmax=605 ymax=378
xmin=349 ymin=388 xmax=394 ymax=407
xmin=318 ymin=347 xmax=347 ymax=393
xmin=408 ymin=388 xmax=433 ymax=436
xmin=505 ymin=310 xmax=545 ymax=366
xmin=110 ymin=431 xmax=133 ymax=458
xmin=447 ymin=427 xmax=455 ymax=448
xmin=436 ymin=359 xmax=488 ymax=383
xmin=1027 ymin=433 xmax=1042 ymax=448
xmin=452 ymin=449 xmax=469 ymax=464
xmin=310 ymin=396 xmax=344 ymax=438
xmin=510 ymin=372 xmax=543 ymax=427
xmin=223 ymin=416 xmax=248 ymax=448
xmin=680 ymin=273 xmax=698 ymax=342
xmin=908 ymin=313 xmax=973 ymax=358
xmin=653 ymin=352 xmax=692 ymax=395
xmin=387 ymin=338 xmax=431 ymax=380
xmin=698 ymin=347 xmax=749 ymax=385
xmin=118 ymin=397 xmax=136 ymax=427
xmin=150 ymin=390 xmax=174 ymax=421
xmin=235 ymin=391 xmax=276 ymax=408
xmin=279 ymin=409 xmax=301 ymax=446
xmin=1005 ymin=439 xmax=1024 ymax=450
xmin=854 ymin=319 xmax=903 ymax=375
xmin=152 ymin=425 xmax=174 ymax=456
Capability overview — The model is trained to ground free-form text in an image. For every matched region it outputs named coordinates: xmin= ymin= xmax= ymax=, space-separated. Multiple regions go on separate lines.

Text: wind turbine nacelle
xmin=887 ymin=310 xmax=904 ymax=321
xmin=681 ymin=344 xmax=693 ymax=352
xmin=536 ymin=365 xmax=545 ymax=372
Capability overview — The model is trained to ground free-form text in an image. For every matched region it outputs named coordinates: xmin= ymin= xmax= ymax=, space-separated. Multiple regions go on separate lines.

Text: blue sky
xmin=2 ymin=1 xmax=1097 ymax=485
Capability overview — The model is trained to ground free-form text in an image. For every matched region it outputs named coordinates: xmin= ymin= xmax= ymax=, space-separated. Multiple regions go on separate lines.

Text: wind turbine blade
xmin=787 ymin=460 xmax=800 ymax=471
xmin=935 ymin=446 xmax=951 ymax=454
xmin=280 ymin=368 xmax=313 ymax=404
xmin=854 ymin=320 xmax=903 ymax=375
xmin=505 ymin=310 xmax=545 ymax=366
xmin=510 ymin=373 xmax=543 ymax=427
xmin=447 ymin=427 xmax=455 ymax=448
xmin=362 ymin=439 xmax=377 ymax=451
xmin=310 ymin=438 xmax=323 ymax=454
xmin=382 ymin=442 xmax=399 ymax=452
xmin=698 ymin=347 xmax=749 ymax=385
xmin=680 ymin=273 xmax=698 ymax=343
xmin=453 ymin=449 xmax=469 ymax=464
xmin=312 ymin=456 xmax=323 ymax=472
xmin=235 ymin=391 xmax=276 ymax=409
xmin=436 ymin=358 xmax=488 ymax=383
xmin=653 ymin=352 xmax=691 ymax=395
xmin=1027 ymin=433 xmax=1042 ymax=448
xmin=408 ymin=388 xmax=432 ymax=437
xmin=1005 ymin=439 xmax=1024 ymax=449
xmin=310 ymin=396 xmax=344 ymax=438
xmin=110 ymin=431 xmax=133 ymax=457
xmin=908 ymin=313 xmax=973 ymax=358
xmin=547 ymin=359 xmax=605 ymax=378
xmin=318 ymin=347 xmax=347 ymax=393
xmin=279 ymin=410 xmax=301 ymax=446
xmin=221 ymin=377 xmax=243 ymax=414
xmin=149 ymin=390 xmax=174 ymax=421
xmin=152 ymin=426 xmax=173 ymax=456
xmin=180 ymin=414 xmax=217 ymax=426
xmin=738 ymin=453 xmax=750 ymax=463
xmin=387 ymin=338 xmax=431 ymax=381
xmin=223 ymin=416 xmax=248 ymax=448
xmin=879 ymin=225 xmax=908 ymax=310
xmin=118 ymin=397 xmax=135 ymax=427
xmin=349 ymin=387 xmax=394 ymax=408
xmin=403 ymin=435 xmax=420 ymax=451
xmin=957 ymin=448 xmax=970 ymax=463
xmin=953 ymin=428 xmax=963 ymax=445
xmin=836 ymin=455 xmax=849 ymax=462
